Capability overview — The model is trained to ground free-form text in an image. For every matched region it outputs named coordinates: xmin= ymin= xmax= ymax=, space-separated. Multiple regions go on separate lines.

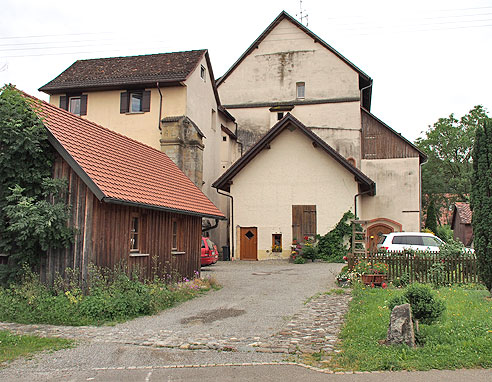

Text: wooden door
xmin=367 ymin=224 xmax=393 ymax=252
xmin=292 ymin=205 xmax=317 ymax=242
xmin=240 ymin=227 xmax=257 ymax=260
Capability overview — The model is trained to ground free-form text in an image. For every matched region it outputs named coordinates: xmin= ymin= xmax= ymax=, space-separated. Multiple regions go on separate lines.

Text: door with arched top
xmin=367 ymin=224 xmax=394 ymax=252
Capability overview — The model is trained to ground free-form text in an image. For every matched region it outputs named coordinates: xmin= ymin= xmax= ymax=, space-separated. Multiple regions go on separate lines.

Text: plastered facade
xmin=230 ymin=127 xmax=358 ymax=260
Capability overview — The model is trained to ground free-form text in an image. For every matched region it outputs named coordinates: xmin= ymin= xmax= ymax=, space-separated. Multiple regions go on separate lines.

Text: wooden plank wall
xmin=361 ymin=110 xmax=420 ymax=160
xmin=42 ymin=154 xmax=202 ymax=284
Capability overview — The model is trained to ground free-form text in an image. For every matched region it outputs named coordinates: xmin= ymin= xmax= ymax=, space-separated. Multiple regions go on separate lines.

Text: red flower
xmin=382 ymin=282 xmax=387 ymax=289
xmin=304 ymin=236 xmax=309 ymax=241
xmin=343 ymin=256 xmax=348 ymax=261
xmin=371 ymin=283 xmax=375 ymax=288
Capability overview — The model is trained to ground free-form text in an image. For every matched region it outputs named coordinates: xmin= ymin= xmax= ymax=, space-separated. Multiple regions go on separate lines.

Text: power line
xmin=0 ymin=31 xmax=114 ymax=40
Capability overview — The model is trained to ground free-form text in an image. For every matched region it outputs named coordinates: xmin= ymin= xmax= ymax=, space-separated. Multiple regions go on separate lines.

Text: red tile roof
xmin=22 ymin=91 xmax=224 ymax=219
xmin=455 ymin=202 xmax=472 ymax=224
xmin=39 ymin=50 xmax=206 ymax=94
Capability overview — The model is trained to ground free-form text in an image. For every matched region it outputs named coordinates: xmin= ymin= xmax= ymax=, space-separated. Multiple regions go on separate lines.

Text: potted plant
xmin=355 ymin=260 xmax=388 ymax=286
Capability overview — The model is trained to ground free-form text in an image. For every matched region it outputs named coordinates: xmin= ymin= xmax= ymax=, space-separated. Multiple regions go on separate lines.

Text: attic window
xmin=69 ymin=96 xmax=81 ymax=115
xmin=200 ymin=65 xmax=206 ymax=81
xmin=277 ymin=112 xmax=284 ymax=120
xmin=130 ymin=92 xmax=143 ymax=113
xmin=296 ymin=82 xmax=305 ymax=99
xmin=223 ymin=136 xmax=227 ymax=141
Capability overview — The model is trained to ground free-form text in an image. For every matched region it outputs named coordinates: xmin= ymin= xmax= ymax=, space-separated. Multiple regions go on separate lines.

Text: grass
xmin=0 ymin=330 xmax=73 ymax=366
xmin=0 ymin=268 xmax=221 ymax=326
xmin=329 ymin=284 xmax=492 ymax=371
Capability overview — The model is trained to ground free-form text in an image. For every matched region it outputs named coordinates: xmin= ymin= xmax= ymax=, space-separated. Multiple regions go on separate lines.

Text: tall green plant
xmin=0 ymin=85 xmax=73 ymax=284
xmin=316 ymin=211 xmax=354 ymax=262
xmin=424 ymin=197 xmax=438 ymax=234
xmin=471 ymin=118 xmax=492 ymax=293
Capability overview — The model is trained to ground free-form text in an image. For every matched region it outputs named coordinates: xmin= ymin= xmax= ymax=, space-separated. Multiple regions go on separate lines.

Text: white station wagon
xmin=377 ymin=232 xmax=445 ymax=253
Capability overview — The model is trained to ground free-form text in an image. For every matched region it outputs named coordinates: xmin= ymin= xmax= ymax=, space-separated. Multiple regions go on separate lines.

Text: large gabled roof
xmin=451 ymin=202 xmax=472 ymax=228
xmin=216 ymin=11 xmax=373 ymax=109
xmin=21 ymin=91 xmax=224 ymax=219
xmin=39 ymin=50 xmax=207 ymax=94
xmin=212 ymin=113 xmax=376 ymax=195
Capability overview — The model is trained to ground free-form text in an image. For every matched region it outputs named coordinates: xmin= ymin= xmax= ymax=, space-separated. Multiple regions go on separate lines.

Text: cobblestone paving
xmin=0 ymin=291 xmax=350 ymax=355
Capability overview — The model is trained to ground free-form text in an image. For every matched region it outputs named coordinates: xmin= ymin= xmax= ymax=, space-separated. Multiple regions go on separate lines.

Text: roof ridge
xmin=74 ymin=49 xmax=208 ymax=63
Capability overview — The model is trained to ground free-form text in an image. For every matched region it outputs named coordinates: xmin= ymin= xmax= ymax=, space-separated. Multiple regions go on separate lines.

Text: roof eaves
xmin=102 ymin=197 xmax=225 ymax=220
xmin=213 ymin=113 xmax=375 ymax=194
xmin=361 ymin=107 xmax=427 ymax=163
xmin=216 ymin=10 xmax=372 ymax=87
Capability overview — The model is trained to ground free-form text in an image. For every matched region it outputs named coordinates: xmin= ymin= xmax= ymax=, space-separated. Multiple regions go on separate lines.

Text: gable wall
xmin=230 ymin=127 xmax=358 ymax=259
xmin=359 ymin=157 xmax=421 ymax=232
xmin=49 ymin=87 xmax=187 ymax=150
xmin=218 ymin=18 xmax=362 ymax=157
xmin=361 ymin=111 xmax=420 ymax=160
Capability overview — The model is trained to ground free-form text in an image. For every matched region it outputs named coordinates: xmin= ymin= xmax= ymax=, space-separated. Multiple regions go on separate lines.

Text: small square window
xmin=130 ymin=92 xmax=143 ymax=113
xmin=296 ymin=82 xmax=305 ymax=99
xmin=69 ymin=96 xmax=81 ymax=115
xmin=272 ymin=234 xmax=282 ymax=252
xmin=277 ymin=112 xmax=284 ymax=120
xmin=200 ymin=65 xmax=206 ymax=81
xmin=223 ymin=136 xmax=227 ymax=141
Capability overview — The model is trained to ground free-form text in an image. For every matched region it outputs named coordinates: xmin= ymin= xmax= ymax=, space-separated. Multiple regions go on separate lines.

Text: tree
xmin=471 ymin=118 xmax=492 ymax=293
xmin=0 ymin=85 xmax=73 ymax=284
xmin=415 ymin=106 xmax=489 ymax=220
xmin=424 ymin=197 xmax=438 ymax=234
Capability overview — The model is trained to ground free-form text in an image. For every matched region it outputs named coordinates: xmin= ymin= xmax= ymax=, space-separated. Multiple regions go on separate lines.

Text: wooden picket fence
xmin=354 ymin=251 xmax=480 ymax=284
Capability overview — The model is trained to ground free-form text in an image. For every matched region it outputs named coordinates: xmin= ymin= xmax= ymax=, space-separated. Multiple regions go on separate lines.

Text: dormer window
xmin=296 ymin=82 xmax=305 ymax=99
xmin=200 ymin=65 xmax=206 ymax=81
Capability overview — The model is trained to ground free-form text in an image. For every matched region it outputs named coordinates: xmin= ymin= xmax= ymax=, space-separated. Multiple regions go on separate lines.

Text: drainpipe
xmin=215 ymin=188 xmax=234 ymax=260
xmin=354 ymin=189 xmax=372 ymax=219
xmin=202 ymin=219 xmax=219 ymax=234
xmin=157 ymin=82 xmax=163 ymax=131
xmin=360 ymin=81 xmax=373 ymax=110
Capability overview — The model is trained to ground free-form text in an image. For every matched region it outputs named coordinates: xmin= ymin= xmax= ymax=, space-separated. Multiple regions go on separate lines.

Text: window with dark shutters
xmin=120 ymin=90 xmax=150 ymax=113
xmin=79 ymin=94 xmax=88 ymax=115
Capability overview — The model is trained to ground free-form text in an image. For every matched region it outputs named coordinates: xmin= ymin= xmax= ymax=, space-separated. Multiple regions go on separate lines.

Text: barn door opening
xmin=240 ymin=227 xmax=257 ymax=260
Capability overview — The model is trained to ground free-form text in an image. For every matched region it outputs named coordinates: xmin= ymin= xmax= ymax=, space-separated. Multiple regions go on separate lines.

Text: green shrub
xmin=391 ymin=273 xmax=410 ymax=288
xmin=388 ymin=283 xmax=445 ymax=324
xmin=427 ymin=262 xmax=448 ymax=288
xmin=0 ymin=266 xmax=218 ymax=326
xmin=436 ymin=225 xmax=454 ymax=243
xmin=294 ymin=256 xmax=307 ymax=264
xmin=316 ymin=211 xmax=354 ymax=262
xmin=301 ymin=242 xmax=317 ymax=262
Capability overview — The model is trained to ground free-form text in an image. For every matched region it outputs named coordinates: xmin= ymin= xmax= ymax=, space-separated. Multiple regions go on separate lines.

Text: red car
xmin=201 ymin=237 xmax=218 ymax=266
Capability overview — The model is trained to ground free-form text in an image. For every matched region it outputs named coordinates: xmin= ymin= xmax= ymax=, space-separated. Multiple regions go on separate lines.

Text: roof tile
xmin=39 ymin=50 xmax=206 ymax=93
xmin=455 ymin=202 xmax=472 ymax=224
xmin=23 ymin=91 xmax=224 ymax=219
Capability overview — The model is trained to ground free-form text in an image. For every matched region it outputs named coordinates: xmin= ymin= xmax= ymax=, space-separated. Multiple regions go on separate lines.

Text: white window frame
xmin=129 ymin=92 xmax=143 ymax=113
xmin=296 ymin=82 xmax=305 ymax=99
xmin=69 ymin=96 xmax=81 ymax=115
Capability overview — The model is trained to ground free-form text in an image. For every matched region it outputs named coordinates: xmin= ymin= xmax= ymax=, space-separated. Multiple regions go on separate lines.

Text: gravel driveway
xmin=0 ymin=260 xmax=346 ymax=381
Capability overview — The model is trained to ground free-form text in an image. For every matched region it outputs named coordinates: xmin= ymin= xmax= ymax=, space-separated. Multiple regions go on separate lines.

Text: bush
xmin=294 ymin=256 xmax=307 ymax=264
xmin=316 ymin=211 xmax=354 ymax=262
xmin=0 ymin=266 xmax=219 ymax=326
xmin=388 ymin=283 xmax=445 ymax=324
xmin=436 ymin=224 xmax=454 ymax=243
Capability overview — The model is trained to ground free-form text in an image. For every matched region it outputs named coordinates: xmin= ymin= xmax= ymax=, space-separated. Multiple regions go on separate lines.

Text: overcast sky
xmin=1 ymin=0 xmax=491 ymax=142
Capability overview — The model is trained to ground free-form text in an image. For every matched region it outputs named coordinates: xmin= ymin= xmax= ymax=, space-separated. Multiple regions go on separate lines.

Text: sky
xmin=1 ymin=0 xmax=491 ymax=142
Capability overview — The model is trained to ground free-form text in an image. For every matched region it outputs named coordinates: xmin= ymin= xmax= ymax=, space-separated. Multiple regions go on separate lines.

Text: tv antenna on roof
xmin=296 ymin=0 xmax=309 ymax=27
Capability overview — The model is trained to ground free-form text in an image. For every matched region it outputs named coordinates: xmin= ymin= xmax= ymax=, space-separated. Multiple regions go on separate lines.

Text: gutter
xmin=202 ymin=219 xmax=219 ymax=233
xmin=354 ymin=189 xmax=372 ymax=219
xmin=215 ymin=188 xmax=234 ymax=260
xmin=157 ymin=82 xmax=163 ymax=131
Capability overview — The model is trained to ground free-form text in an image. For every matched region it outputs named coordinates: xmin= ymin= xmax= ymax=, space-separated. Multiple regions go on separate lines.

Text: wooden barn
xmin=24 ymin=92 xmax=224 ymax=284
